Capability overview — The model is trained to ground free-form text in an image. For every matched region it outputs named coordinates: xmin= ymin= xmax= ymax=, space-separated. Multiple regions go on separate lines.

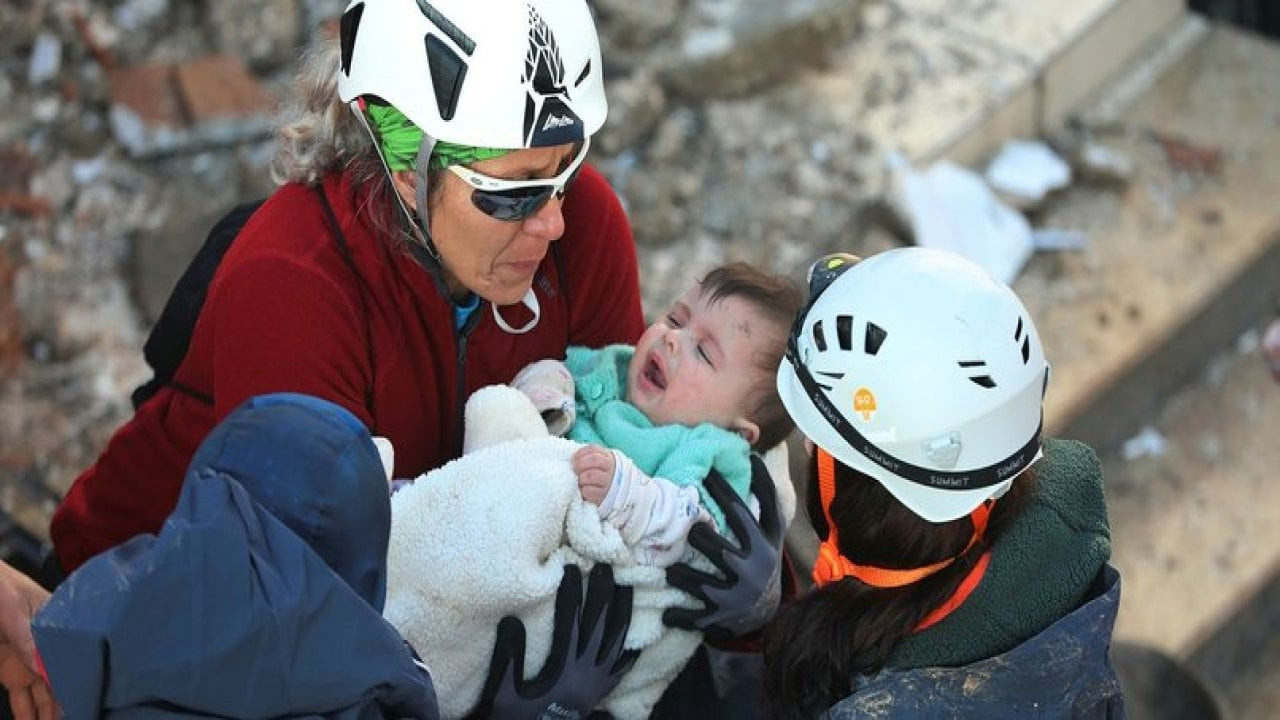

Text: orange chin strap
xmin=811 ymin=447 xmax=991 ymax=589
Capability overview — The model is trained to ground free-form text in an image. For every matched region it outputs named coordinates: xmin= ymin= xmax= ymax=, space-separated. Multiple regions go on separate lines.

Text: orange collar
xmin=913 ymin=550 xmax=990 ymax=632
xmin=811 ymin=447 xmax=991 ymax=589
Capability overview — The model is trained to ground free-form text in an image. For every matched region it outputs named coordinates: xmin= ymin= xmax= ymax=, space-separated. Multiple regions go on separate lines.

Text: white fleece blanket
xmin=384 ymin=385 xmax=794 ymax=719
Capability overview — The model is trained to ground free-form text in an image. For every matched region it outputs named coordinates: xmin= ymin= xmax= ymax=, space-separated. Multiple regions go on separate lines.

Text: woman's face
xmin=397 ymin=143 xmax=578 ymax=305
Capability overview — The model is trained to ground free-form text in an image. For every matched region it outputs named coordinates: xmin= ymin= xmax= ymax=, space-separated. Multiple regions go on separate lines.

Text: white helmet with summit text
xmin=336 ymin=0 xmax=607 ymax=149
xmin=777 ymin=248 xmax=1050 ymax=523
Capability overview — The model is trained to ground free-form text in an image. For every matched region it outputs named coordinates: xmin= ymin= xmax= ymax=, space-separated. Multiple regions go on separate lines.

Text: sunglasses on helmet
xmin=448 ymin=137 xmax=590 ymax=222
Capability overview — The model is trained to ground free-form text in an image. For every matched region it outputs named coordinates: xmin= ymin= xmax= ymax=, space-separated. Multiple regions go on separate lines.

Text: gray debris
xmin=1077 ymin=141 xmax=1136 ymax=186
xmin=208 ymin=0 xmax=303 ymax=71
xmin=27 ymin=32 xmax=61 ymax=87
xmin=985 ymin=139 xmax=1073 ymax=208
xmin=657 ymin=0 xmax=864 ymax=99
xmin=111 ymin=0 xmax=170 ymax=32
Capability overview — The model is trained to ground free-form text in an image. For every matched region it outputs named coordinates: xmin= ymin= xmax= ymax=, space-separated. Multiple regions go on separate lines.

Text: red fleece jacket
xmin=52 ymin=164 xmax=645 ymax=572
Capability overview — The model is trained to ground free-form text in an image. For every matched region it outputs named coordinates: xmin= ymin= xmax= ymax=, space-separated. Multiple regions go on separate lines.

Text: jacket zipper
xmin=453 ymin=305 xmax=483 ymax=457
xmin=403 ymin=239 xmax=482 ymax=459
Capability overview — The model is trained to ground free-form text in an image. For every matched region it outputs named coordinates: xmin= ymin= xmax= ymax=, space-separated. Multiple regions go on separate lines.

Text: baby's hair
xmin=760 ymin=455 xmax=1035 ymax=718
xmin=698 ymin=263 xmax=804 ymax=450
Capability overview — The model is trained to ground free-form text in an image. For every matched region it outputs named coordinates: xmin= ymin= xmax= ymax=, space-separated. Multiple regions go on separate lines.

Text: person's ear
xmin=732 ymin=418 xmax=760 ymax=447
xmin=390 ymin=168 xmax=418 ymax=212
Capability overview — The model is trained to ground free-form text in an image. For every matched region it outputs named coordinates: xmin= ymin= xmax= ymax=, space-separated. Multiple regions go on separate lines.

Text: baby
xmin=513 ymin=262 xmax=803 ymax=566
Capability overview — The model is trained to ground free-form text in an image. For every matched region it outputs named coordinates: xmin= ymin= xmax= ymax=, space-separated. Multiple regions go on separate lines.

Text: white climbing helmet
xmin=777 ymin=248 xmax=1050 ymax=523
xmin=337 ymin=0 xmax=607 ymax=149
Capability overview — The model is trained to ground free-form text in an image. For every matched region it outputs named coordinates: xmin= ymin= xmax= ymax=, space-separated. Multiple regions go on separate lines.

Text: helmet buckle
xmin=923 ymin=432 xmax=963 ymax=469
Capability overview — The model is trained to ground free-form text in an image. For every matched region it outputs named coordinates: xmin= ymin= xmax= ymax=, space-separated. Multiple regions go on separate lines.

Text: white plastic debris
xmin=887 ymin=152 xmax=1034 ymax=285
xmin=27 ymin=32 xmax=62 ymax=87
xmin=1121 ymin=426 xmax=1167 ymax=462
xmin=1263 ymin=319 xmax=1280 ymax=382
xmin=985 ymin=139 xmax=1072 ymax=205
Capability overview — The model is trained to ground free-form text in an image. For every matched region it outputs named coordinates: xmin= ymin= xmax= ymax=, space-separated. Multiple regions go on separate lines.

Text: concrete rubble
xmin=108 ymin=55 xmax=276 ymax=157
xmin=0 ymin=0 xmax=1234 ymax=543
xmin=2 ymin=1 xmax=1279 ymax=714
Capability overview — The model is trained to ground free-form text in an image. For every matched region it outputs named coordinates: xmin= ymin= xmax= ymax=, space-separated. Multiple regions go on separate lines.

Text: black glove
xmin=471 ymin=564 xmax=640 ymax=719
xmin=663 ymin=455 xmax=785 ymax=640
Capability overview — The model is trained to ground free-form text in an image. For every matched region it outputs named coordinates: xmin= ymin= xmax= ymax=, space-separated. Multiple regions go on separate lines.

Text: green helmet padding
xmin=364 ymin=102 xmax=509 ymax=172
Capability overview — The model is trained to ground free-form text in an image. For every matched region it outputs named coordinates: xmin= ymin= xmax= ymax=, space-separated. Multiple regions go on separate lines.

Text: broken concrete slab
xmin=1012 ymin=31 xmax=1280 ymax=707
xmin=1104 ymin=334 xmax=1280 ymax=667
xmin=658 ymin=0 xmax=864 ymax=100
xmin=903 ymin=0 xmax=1184 ymax=131
xmin=108 ymin=55 xmax=275 ymax=157
xmin=785 ymin=0 xmax=1189 ymax=168
xmin=108 ymin=63 xmax=184 ymax=148
xmin=1028 ymin=23 xmax=1280 ymax=445
xmin=798 ymin=10 xmax=1037 ymax=165
xmin=176 ymin=55 xmax=277 ymax=144
xmin=1037 ymin=0 xmax=1185 ymax=131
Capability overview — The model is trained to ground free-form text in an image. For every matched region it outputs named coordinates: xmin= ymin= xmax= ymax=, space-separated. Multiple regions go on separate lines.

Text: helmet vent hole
xmin=959 ymin=360 xmax=996 ymax=389
xmin=575 ymin=61 xmax=591 ymax=87
xmin=339 ymin=4 xmax=364 ymax=75
xmin=425 ymin=34 xmax=468 ymax=121
xmin=1021 ymin=337 xmax=1031 ymax=363
xmin=836 ymin=315 xmax=853 ymax=350
xmin=812 ymin=320 xmax=827 ymax=352
xmin=1014 ymin=316 xmax=1024 ymax=341
xmin=864 ymin=322 xmax=887 ymax=355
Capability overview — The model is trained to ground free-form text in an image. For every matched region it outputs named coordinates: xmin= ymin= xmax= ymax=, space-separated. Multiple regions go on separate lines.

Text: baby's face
xmin=627 ymin=285 xmax=776 ymax=435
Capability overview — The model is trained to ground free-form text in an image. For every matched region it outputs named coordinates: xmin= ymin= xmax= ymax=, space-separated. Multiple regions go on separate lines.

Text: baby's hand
xmin=573 ymin=444 xmax=615 ymax=505
xmin=511 ymin=358 xmax=576 ymax=435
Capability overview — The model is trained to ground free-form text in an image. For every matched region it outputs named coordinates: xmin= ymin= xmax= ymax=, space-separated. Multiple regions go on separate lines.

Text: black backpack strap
xmin=132 ymin=187 xmax=377 ymax=421
xmin=549 ymin=242 xmax=570 ymax=314
xmin=132 ymin=200 xmax=264 ymax=409
xmin=312 ymin=185 xmax=378 ymax=420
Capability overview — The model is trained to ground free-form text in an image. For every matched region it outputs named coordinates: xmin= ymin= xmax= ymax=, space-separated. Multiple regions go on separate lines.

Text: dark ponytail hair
xmin=761 ymin=452 xmax=1034 ymax=718
xmin=699 ymin=262 xmax=804 ymax=451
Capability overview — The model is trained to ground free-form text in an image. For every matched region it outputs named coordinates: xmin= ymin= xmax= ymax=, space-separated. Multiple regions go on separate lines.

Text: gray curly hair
xmin=270 ymin=33 xmax=446 ymax=246
xmin=270 ymin=35 xmax=381 ymax=187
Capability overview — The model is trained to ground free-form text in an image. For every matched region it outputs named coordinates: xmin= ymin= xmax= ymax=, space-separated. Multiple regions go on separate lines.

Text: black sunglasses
xmin=447 ymin=138 xmax=590 ymax=221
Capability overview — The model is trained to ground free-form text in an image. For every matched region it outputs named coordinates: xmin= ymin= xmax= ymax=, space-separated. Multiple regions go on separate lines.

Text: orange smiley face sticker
xmin=853 ymin=387 xmax=877 ymax=422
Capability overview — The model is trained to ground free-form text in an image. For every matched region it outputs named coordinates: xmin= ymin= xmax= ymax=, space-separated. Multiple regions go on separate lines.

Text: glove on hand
xmin=511 ymin=359 xmax=577 ymax=436
xmin=663 ymin=455 xmax=785 ymax=641
xmin=471 ymin=564 xmax=639 ymax=719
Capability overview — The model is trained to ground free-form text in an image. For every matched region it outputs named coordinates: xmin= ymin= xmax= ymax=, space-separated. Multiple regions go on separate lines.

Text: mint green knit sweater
xmin=564 ymin=345 xmax=752 ymax=531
